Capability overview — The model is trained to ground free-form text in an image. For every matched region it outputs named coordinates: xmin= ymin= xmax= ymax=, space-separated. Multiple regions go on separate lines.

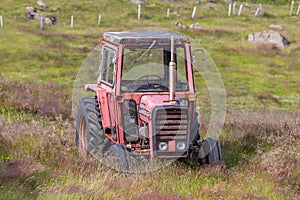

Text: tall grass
xmin=0 ymin=107 xmax=299 ymax=199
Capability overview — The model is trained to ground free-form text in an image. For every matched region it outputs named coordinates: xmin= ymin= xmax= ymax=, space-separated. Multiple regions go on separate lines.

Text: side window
xmin=176 ymin=47 xmax=187 ymax=83
xmin=99 ymin=47 xmax=116 ymax=86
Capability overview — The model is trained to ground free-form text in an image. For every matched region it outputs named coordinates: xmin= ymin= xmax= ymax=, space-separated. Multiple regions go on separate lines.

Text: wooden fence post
xmin=71 ymin=15 xmax=74 ymax=28
xmin=296 ymin=3 xmax=300 ymax=15
xmin=192 ymin=6 xmax=197 ymax=18
xmin=98 ymin=14 xmax=102 ymax=26
xmin=228 ymin=3 xmax=232 ymax=16
xmin=0 ymin=16 xmax=3 ymax=28
xmin=238 ymin=4 xmax=243 ymax=16
xmin=290 ymin=1 xmax=294 ymax=16
xmin=254 ymin=8 xmax=259 ymax=17
xmin=40 ymin=14 xmax=44 ymax=30
xmin=138 ymin=4 xmax=141 ymax=20
xmin=259 ymin=4 xmax=263 ymax=16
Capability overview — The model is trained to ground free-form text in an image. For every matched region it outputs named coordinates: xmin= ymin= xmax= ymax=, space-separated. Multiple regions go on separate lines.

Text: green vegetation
xmin=0 ymin=0 xmax=299 ymax=199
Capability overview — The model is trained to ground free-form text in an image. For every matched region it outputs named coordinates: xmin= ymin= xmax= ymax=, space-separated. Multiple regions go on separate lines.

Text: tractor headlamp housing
xmin=158 ymin=142 xmax=168 ymax=151
xmin=122 ymin=99 xmax=139 ymax=142
xmin=176 ymin=141 xmax=186 ymax=151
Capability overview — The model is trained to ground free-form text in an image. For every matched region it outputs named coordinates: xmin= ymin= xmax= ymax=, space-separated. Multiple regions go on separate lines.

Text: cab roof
xmin=103 ymin=31 xmax=189 ymax=45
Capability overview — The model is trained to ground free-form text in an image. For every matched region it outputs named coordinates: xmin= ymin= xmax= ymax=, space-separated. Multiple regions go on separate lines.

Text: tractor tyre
xmin=75 ymin=96 xmax=107 ymax=159
xmin=103 ymin=143 xmax=130 ymax=172
xmin=199 ymin=138 xmax=222 ymax=165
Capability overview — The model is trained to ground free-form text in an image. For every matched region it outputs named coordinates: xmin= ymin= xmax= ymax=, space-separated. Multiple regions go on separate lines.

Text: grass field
xmin=0 ymin=0 xmax=299 ymax=199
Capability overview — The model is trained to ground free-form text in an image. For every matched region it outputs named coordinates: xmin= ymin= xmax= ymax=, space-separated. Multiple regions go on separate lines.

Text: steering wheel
xmin=136 ymin=75 xmax=162 ymax=83
xmin=132 ymin=75 xmax=168 ymax=91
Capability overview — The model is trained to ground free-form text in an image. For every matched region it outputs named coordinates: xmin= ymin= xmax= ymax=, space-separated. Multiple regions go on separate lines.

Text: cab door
xmin=98 ymin=45 xmax=118 ymax=141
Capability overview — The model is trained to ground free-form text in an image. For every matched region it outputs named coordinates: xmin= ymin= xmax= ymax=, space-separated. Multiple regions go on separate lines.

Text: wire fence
xmin=0 ymin=2 xmax=299 ymax=30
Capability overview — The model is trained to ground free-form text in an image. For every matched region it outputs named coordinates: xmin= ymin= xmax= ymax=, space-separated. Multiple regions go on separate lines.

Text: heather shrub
xmin=222 ymin=109 xmax=300 ymax=190
xmin=0 ymin=76 xmax=71 ymax=119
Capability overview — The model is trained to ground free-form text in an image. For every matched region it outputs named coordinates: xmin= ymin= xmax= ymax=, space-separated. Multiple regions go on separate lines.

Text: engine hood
xmin=139 ymin=94 xmax=175 ymax=112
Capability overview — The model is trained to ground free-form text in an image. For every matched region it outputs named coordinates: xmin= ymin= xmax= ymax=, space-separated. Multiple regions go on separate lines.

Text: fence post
xmin=259 ymin=4 xmax=263 ymax=16
xmin=71 ymin=15 xmax=74 ymax=28
xmin=0 ymin=16 xmax=3 ymax=28
xmin=40 ymin=14 xmax=44 ymax=30
xmin=192 ymin=6 xmax=197 ymax=18
xmin=296 ymin=3 xmax=300 ymax=15
xmin=238 ymin=4 xmax=243 ymax=16
xmin=138 ymin=4 xmax=141 ymax=20
xmin=254 ymin=8 xmax=259 ymax=17
xmin=228 ymin=3 xmax=232 ymax=16
xmin=167 ymin=8 xmax=170 ymax=17
xmin=290 ymin=1 xmax=294 ymax=16
xmin=98 ymin=14 xmax=102 ymax=26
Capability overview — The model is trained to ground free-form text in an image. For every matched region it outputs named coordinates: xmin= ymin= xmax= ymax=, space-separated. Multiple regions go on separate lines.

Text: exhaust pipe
xmin=169 ymin=36 xmax=176 ymax=101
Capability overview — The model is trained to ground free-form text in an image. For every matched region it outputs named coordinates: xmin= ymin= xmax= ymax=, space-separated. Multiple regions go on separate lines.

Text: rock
xmin=159 ymin=0 xmax=180 ymax=2
xmin=248 ymin=31 xmax=289 ymax=49
xmin=296 ymin=22 xmax=300 ymax=26
xmin=130 ymin=0 xmax=146 ymax=4
xmin=172 ymin=11 xmax=181 ymax=17
xmin=173 ymin=21 xmax=186 ymax=28
xmin=25 ymin=5 xmax=38 ymax=13
xmin=44 ymin=16 xmax=56 ymax=24
xmin=26 ymin=12 xmax=41 ymax=20
xmin=37 ymin=0 xmax=46 ymax=8
xmin=269 ymin=24 xmax=284 ymax=30
xmin=189 ymin=23 xmax=202 ymax=30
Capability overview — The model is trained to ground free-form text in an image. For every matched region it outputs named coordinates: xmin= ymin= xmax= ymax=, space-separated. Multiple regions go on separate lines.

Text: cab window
xmin=99 ymin=47 xmax=116 ymax=86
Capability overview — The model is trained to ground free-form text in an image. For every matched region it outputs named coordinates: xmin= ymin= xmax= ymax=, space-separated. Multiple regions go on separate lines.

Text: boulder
xmin=158 ymin=0 xmax=180 ymax=2
xmin=189 ymin=23 xmax=202 ymax=30
xmin=37 ymin=0 xmax=47 ymax=8
xmin=173 ymin=21 xmax=186 ymax=28
xmin=248 ymin=31 xmax=289 ymax=49
xmin=25 ymin=5 xmax=38 ymax=13
xmin=268 ymin=24 xmax=284 ymax=30
xmin=130 ymin=0 xmax=146 ymax=4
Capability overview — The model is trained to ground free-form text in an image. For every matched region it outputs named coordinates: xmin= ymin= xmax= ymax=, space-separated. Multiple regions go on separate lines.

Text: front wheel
xmin=103 ymin=144 xmax=130 ymax=172
xmin=199 ymin=138 xmax=222 ymax=165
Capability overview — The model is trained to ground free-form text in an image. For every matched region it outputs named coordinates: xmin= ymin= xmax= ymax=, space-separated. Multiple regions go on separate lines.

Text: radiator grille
xmin=153 ymin=107 xmax=189 ymax=157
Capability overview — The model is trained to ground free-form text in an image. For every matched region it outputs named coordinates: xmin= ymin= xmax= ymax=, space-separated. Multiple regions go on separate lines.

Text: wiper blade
xmin=128 ymin=40 xmax=156 ymax=71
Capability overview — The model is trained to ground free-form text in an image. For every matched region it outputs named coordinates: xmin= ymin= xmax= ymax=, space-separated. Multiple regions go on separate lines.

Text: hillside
xmin=0 ymin=0 xmax=299 ymax=199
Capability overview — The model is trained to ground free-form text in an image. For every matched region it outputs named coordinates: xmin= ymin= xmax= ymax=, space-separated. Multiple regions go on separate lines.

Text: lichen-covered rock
xmin=248 ymin=31 xmax=289 ymax=49
xmin=130 ymin=0 xmax=146 ymax=4
xmin=173 ymin=21 xmax=186 ymax=28
xmin=189 ymin=23 xmax=202 ymax=30
xmin=268 ymin=24 xmax=284 ymax=30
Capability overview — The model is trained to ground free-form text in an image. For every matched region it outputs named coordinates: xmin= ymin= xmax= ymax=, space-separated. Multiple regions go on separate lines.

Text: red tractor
xmin=76 ymin=31 xmax=222 ymax=171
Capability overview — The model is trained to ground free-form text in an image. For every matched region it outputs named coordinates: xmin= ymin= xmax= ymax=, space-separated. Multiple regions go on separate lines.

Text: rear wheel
xmin=75 ymin=96 xmax=107 ymax=159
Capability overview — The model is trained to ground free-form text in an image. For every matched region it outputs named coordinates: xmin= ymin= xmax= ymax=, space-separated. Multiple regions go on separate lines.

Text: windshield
xmin=121 ymin=45 xmax=188 ymax=92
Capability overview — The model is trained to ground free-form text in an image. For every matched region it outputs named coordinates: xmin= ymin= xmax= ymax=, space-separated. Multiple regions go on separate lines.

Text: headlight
xmin=176 ymin=141 xmax=186 ymax=151
xmin=158 ymin=142 xmax=168 ymax=151
xmin=122 ymin=99 xmax=139 ymax=142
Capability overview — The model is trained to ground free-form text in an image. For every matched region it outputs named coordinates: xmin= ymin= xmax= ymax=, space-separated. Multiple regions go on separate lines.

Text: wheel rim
xmin=79 ymin=116 xmax=88 ymax=158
